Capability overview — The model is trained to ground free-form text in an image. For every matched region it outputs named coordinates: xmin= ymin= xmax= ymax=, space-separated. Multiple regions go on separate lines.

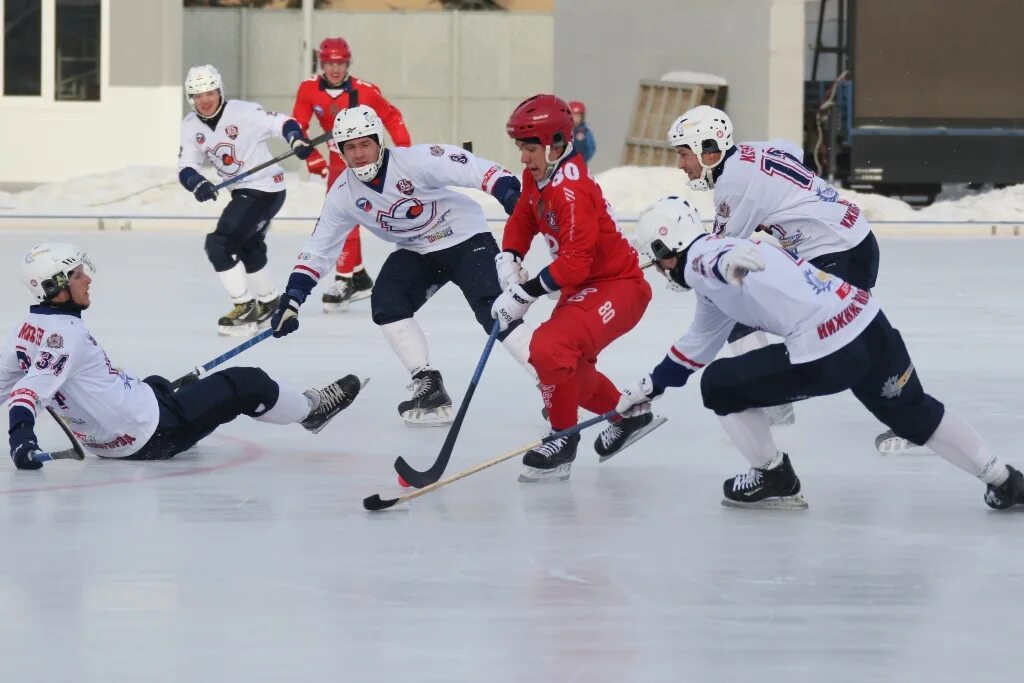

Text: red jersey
xmin=502 ymin=153 xmax=642 ymax=294
xmin=291 ymin=74 xmax=411 ymax=170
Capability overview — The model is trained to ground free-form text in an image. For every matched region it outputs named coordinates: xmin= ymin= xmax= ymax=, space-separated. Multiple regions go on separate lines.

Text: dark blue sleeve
xmin=8 ymin=405 xmax=35 ymax=431
xmin=284 ymin=271 xmax=318 ymax=304
xmin=282 ymin=119 xmax=303 ymax=144
xmin=649 ymin=355 xmax=694 ymax=394
xmin=179 ymin=167 xmax=203 ymax=191
xmin=490 ymin=175 xmax=521 ymax=216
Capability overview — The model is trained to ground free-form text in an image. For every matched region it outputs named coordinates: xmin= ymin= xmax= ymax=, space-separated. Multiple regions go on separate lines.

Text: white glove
xmin=716 ymin=244 xmax=765 ymax=285
xmin=491 ymin=283 xmax=536 ymax=331
xmin=615 ymin=375 xmax=656 ymax=417
xmin=495 ymin=251 xmax=529 ymax=290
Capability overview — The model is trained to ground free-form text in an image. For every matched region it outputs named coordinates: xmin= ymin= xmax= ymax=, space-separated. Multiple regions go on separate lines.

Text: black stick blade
xmin=363 ymin=493 xmax=400 ymax=511
xmin=393 ymin=456 xmax=441 ymax=489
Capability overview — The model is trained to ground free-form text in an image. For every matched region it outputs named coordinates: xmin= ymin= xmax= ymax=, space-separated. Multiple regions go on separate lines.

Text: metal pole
xmin=240 ymin=7 xmax=248 ymax=100
xmin=303 ymin=0 xmax=314 ymax=79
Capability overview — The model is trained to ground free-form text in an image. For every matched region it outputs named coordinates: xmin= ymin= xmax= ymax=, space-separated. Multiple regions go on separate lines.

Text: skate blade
xmin=218 ymin=323 xmax=258 ymax=337
xmin=518 ymin=463 xmax=572 ymax=483
xmin=875 ymin=432 xmax=930 ymax=455
xmin=348 ymin=289 xmax=372 ymax=303
xmin=598 ymin=416 xmax=667 ymax=463
xmin=401 ymin=405 xmax=454 ymax=427
xmin=322 ymin=301 xmax=350 ymax=313
xmin=721 ymin=494 xmax=809 ymax=510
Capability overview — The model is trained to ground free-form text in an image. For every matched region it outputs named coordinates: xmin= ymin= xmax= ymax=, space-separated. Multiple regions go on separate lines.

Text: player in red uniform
xmin=291 ymin=37 xmax=412 ymax=311
xmin=491 ymin=94 xmax=659 ymax=482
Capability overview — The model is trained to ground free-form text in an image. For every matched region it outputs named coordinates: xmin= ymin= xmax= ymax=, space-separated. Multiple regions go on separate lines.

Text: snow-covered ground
xmin=2 ymin=165 xmax=1023 ymax=225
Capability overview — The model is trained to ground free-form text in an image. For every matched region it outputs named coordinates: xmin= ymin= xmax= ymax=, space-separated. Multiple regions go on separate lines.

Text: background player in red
xmin=292 ymin=37 xmax=412 ymax=311
xmin=491 ymin=94 xmax=660 ymax=482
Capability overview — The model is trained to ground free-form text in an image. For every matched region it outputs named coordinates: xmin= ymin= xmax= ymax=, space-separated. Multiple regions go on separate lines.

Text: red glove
xmin=305 ymin=149 xmax=328 ymax=178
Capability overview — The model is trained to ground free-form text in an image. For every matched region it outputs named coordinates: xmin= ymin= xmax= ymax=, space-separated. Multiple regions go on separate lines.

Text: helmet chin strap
xmin=541 ymin=143 xmax=572 ymax=182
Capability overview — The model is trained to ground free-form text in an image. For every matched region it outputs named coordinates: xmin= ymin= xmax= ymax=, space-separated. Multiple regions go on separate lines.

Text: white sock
xmin=718 ymin=408 xmax=778 ymax=468
xmin=926 ymin=411 xmax=1008 ymax=486
xmin=217 ymin=262 xmax=250 ymax=303
xmin=501 ymin=323 xmax=537 ymax=380
xmin=253 ymin=385 xmax=311 ymax=425
xmin=380 ymin=318 xmax=430 ymax=374
xmin=247 ymin=266 xmax=278 ymax=303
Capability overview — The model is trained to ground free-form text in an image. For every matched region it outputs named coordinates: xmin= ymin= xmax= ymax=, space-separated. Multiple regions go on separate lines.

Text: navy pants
xmin=702 ymin=312 xmax=945 ymax=446
xmin=127 ymin=367 xmax=280 ymax=460
xmin=370 ymin=231 xmax=521 ymax=341
xmin=728 ymin=232 xmax=881 ymax=342
xmin=205 ymin=188 xmax=285 ymax=273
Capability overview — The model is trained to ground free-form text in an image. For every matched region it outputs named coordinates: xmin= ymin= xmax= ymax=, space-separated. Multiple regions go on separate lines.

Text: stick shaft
xmin=212 ymin=131 xmax=330 ymax=191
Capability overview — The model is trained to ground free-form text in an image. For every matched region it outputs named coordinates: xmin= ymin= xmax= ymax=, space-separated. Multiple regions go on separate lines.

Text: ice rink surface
xmin=0 ymin=228 xmax=1021 ymax=682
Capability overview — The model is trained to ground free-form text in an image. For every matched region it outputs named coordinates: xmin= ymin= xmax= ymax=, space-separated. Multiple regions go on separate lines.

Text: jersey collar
xmin=358 ymin=148 xmax=391 ymax=194
xmin=319 ymin=75 xmax=352 ymax=92
xmin=537 ymin=148 xmax=579 ymax=191
xmin=30 ymin=304 xmax=81 ymax=318
xmin=712 ymin=145 xmax=738 ymax=185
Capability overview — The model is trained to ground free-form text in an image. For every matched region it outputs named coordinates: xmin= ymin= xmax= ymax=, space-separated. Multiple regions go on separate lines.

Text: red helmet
xmin=506 ymin=94 xmax=573 ymax=147
xmin=569 ymin=100 xmax=585 ymax=116
xmin=318 ymin=37 xmax=351 ymax=64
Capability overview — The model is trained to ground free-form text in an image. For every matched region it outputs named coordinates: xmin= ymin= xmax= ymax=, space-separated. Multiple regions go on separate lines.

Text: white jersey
xmin=711 ymin=141 xmax=871 ymax=260
xmin=1 ymin=309 xmax=159 ymax=457
xmin=666 ymin=235 xmax=880 ymax=370
xmin=292 ymin=144 xmax=514 ymax=281
xmin=178 ymin=99 xmax=293 ymax=193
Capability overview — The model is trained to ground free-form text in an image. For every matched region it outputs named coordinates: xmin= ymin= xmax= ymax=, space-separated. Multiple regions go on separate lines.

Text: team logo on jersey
xmin=430 ymin=145 xmax=445 ymax=157
xmin=802 ymin=267 xmax=834 ymax=295
xmin=881 ymin=363 xmax=915 ymax=399
xmin=356 ymin=197 xmax=373 ymax=212
xmin=377 ymin=197 xmax=438 ymax=233
xmin=313 ymin=105 xmax=324 ymax=116
xmin=544 ymin=210 xmax=558 ymax=230
xmin=207 ymin=142 xmax=243 ymax=175
xmin=195 ymin=133 xmax=206 ymax=144
xmin=815 ymin=185 xmax=839 ymax=202
xmin=225 ymin=125 xmax=239 ymax=140
xmin=396 ymin=179 xmax=415 ymax=196
xmin=44 ymin=333 xmax=64 ymax=349
xmin=716 ymin=201 xmax=730 ymax=219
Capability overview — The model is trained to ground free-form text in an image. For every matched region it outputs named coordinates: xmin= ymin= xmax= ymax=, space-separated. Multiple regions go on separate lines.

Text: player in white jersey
xmin=4 ymin=243 xmax=363 ymax=470
xmin=668 ymin=106 xmax=883 ymax=431
xmin=270 ymin=105 xmax=535 ymax=426
xmin=611 ymin=197 xmax=1024 ymax=510
xmin=178 ymin=64 xmax=314 ymax=337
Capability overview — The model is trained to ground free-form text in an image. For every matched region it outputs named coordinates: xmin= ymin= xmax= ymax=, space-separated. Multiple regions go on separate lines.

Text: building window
xmin=55 ymin=0 xmax=100 ymax=101
xmin=4 ymin=0 xmax=42 ymax=96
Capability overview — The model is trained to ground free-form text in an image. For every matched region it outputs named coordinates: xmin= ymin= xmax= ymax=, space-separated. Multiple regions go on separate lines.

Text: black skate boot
xmin=322 ymin=268 xmax=374 ymax=312
xmin=722 ymin=452 xmax=808 ymax=510
xmin=519 ymin=432 xmax=581 ymax=483
xmin=985 ymin=465 xmax=1024 ymax=510
xmin=398 ymin=368 xmax=453 ymax=426
xmin=594 ymin=412 xmax=667 ymax=462
xmin=217 ymin=300 xmax=259 ymax=337
xmin=255 ymin=295 xmax=279 ymax=327
xmin=301 ymin=375 xmax=365 ymax=434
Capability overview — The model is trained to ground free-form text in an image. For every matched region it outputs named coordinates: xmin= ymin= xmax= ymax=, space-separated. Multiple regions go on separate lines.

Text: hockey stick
xmin=212 ymin=131 xmax=331 ymax=192
xmin=169 ymin=328 xmax=274 ymax=390
xmin=39 ymin=406 xmax=86 ymax=461
xmin=365 ymin=410 xmax=616 ymax=511
xmin=394 ymin=320 xmax=501 ymax=487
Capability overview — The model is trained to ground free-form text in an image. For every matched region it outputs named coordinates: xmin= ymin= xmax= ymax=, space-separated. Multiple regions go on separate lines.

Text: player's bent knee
xmin=204 ymin=232 xmax=236 ymax=271
xmin=700 ymin=367 xmax=745 ymax=416
xmin=529 ymin=330 xmax=578 ymax=385
xmin=218 ymin=366 xmax=280 ymax=416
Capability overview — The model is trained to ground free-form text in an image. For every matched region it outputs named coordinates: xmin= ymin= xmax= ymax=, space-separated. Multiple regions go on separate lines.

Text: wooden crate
xmin=622 ymin=79 xmax=728 ymax=166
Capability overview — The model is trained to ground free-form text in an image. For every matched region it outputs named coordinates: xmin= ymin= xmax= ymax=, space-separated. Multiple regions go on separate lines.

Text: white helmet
xmin=634 ymin=196 xmax=706 ymax=291
xmin=184 ymin=64 xmax=225 ymax=117
xmin=667 ymin=105 xmax=734 ymax=191
xmin=332 ymin=105 xmax=386 ymax=182
xmin=21 ymin=242 xmax=95 ymax=303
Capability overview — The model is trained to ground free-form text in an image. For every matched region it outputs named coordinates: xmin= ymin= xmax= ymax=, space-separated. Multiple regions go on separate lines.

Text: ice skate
xmin=322 ymin=269 xmax=374 ymax=312
xmin=301 ymin=375 xmax=367 ymax=434
xmin=721 ymin=453 xmax=808 ymax=510
xmin=254 ymin=295 xmax=279 ymax=328
xmin=217 ymin=300 xmax=259 ymax=336
xmin=984 ymin=465 xmax=1024 ymax=510
xmin=765 ymin=402 xmax=796 ymax=427
xmin=594 ymin=412 xmax=667 ymax=462
xmin=398 ymin=368 xmax=453 ymax=426
xmin=519 ymin=432 xmax=580 ymax=482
